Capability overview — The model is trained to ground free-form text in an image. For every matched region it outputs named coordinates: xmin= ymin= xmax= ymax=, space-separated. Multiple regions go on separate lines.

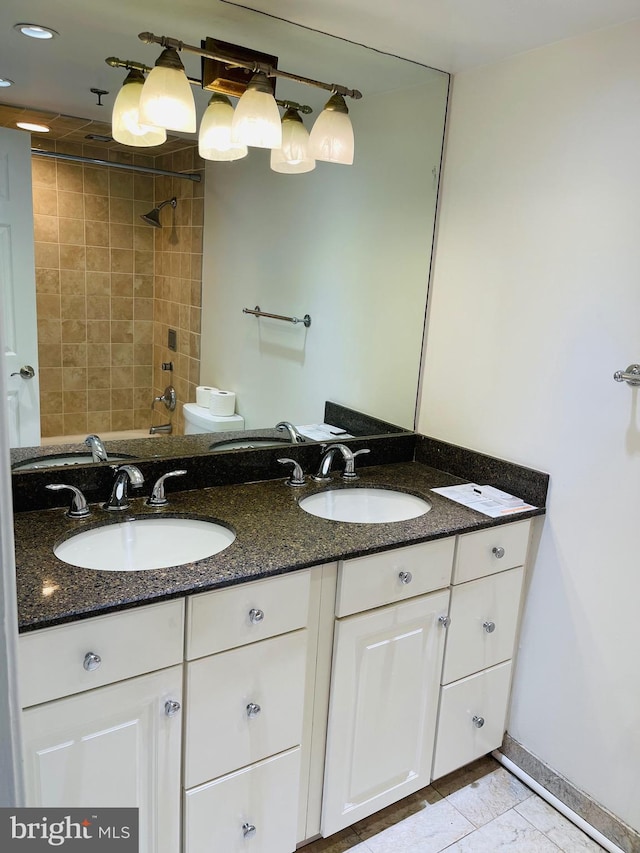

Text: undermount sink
xmin=12 ymin=452 xmax=134 ymax=471
xmin=209 ymin=437 xmax=291 ymax=452
xmin=299 ymin=487 xmax=431 ymax=524
xmin=54 ymin=516 xmax=236 ymax=571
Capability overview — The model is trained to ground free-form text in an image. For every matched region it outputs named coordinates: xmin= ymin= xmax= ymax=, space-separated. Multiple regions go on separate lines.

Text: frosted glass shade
xmin=138 ymin=55 xmax=196 ymax=133
xmin=270 ymin=110 xmax=315 ymax=174
xmin=309 ymin=95 xmax=354 ymax=165
xmin=231 ymin=73 xmax=282 ymax=149
xmin=112 ymin=72 xmax=167 ymax=147
xmin=198 ymin=95 xmax=248 ymax=161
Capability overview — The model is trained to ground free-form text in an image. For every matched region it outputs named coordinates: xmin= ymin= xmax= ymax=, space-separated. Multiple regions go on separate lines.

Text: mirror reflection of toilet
xmin=182 ymin=403 xmax=245 ymax=435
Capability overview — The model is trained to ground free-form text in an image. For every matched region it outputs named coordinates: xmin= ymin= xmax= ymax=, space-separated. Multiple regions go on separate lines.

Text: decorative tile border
xmin=500 ymin=733 xmax=639 ymax=852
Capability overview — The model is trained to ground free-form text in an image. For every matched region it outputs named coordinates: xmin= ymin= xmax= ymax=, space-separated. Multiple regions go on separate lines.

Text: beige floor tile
xmin=352 ymin=786 xmax=442 ymax=841
xmin=359 ymin=798 xmax=474 ymax=853
xmin=444 ymin=767 xmax=533 ymax=828
xmin=515 ymin=795 xmax=605 ymax=851
xmin=443 ymin=808 xmax=562 ymax=852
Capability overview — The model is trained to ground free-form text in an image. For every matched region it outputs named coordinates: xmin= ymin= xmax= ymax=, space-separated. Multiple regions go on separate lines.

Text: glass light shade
xmin=231 ymin=72 xmax=282 ymax=150
xmin=112 ymin=72 xmax=167 ymax=147
xmin=198 ymin=95 xmax=248 ymax=161
xmin=138 ymin=51 xmax=196 ymax=133
xmin=270 ymin=110 xmax=315 ymax=174
xmin=309 ymin=94 xmax=354 ymax=165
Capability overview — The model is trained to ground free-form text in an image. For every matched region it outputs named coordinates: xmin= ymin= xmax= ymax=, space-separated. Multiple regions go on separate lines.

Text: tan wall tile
xmin=134 ymin=250 xmax=154 ymax=275
xmin=58 ymin=191 xmax=84 ymax=219
xmin=64 ymin=413 xmax=88 ymax=434
xmin=61 ymin=343 xmax=87 ymax=368
xmin=110 ymin=197 xmax=134 ymax=224
xmin=36 ymin=268 xmax=60 ymax=294
xmin=111 ymin=297 xmax=133 ymax=320
xmin=85 ymin=220 xmax=109 ymax=247
xmin=32 ymin=158 xmax=57 ymax=188
xmin=134 ymin=226 xmax=154 ymax=252
xmin=109 ymin=171 xmax=133 ymax=199
xmin=134 ymin=365 xmax=153 ymax=387
xmin=87 ymin=296 xmax=110 ymax=320
xmin=33 ymin=187 xmax=58 ymax=216
xmin=134 ymin=297 xmax=153 ymax=320
xmin=56 ymin=162 xmax=84 ymax=193
xmin=86 ymin=272 xmax=111 ymax=296
xmin=111 ymin=366 xmax=133 ymax=388
xmin=111 ymin=388 xmax=133 ymax=410
xmin=87 ymin=367 xmax=111 ymax=389
xmin=110 ymin=223 xmax=133 ymax=250
xmin=84 ymin=194 xmax=109 ymax=221
xmin=111 ymin=320 xmax=133 ymax=343
xmin=38 ymin=342 xmax=62 ymax=368
xmin=38 ymin=319 xmax=62 ymax=344
xmin=34 ymin=214 xmax=59 ymax=243
xmin=87 ymin=412 xmax=112 ymax=432
xmin=58 ymin=217 xmax=85 ymax=245
xmin=87 ymin=320 xmax=110 ymax=343
xmin=37 ymin=293 xmax=60 ymax=320
xmin=62 ymin=366 xmax=87 ymax=390
xmin=41 ymin=414 xmax=64 ymax=437
xmin=111 ymin=411 xmax=133 ymax=431
xmin=86 ymin=246 xmax=110 ymax=271
xmin=39 ymin=367 xmax=63 ymax=392
xmin=61 ymin=319 xmax=87 ymax=343
xmin=133 ymin=174 xmax=154 ymax=201
xmin=41 ymin=391 xmax=63 ymax=416
xmin=59 ymin=244 xmax=86 ymax=270
xmin=88 ymin=389 xmax=111 ymax=411
xmin=133 ymin=343 xmax=152 ymax=365
xmin=60 ymin=295 xmax=86 ymax=319
xmin=35 ymin=241 xmax=60 ymax=269
xmin=134 ymin=320 xmax=153 ymax=344
xmin=112 ymin=343 xmax=133 ymax=365
xmin=84 ymin=167 xmax=109 ymax=195
xmin=134 ymin=409 xmax=150 ymax=430
xmin=87 ymin=345 xmax=111 ymax=368
xmin=60 ymin=269 xmax=85 ymax=295
xmin=111 ymin=248 xmax=133 ymax=273
xmin=63 ymin=390 xmax=88 ymax=412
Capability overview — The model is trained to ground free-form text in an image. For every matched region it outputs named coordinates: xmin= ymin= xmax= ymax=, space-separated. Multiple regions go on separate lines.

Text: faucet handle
xmin=277 ymin=458 xmax=306 ymax=487
xmin=46 ymin=484 xmax=90 ymax=518
xmin=342 ymin=448 xmax=370 ymax=480
xmin=146 ymin=470 xmax=187 ymax=507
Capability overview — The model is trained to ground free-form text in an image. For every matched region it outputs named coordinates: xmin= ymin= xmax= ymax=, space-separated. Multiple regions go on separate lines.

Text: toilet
xmin=183 ymin=403 xmax=245 ymax=435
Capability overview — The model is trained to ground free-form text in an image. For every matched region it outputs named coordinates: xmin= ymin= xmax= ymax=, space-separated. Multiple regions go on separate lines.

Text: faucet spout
xmin=85 ymin=434 xmax=108 ymax=463
xmin=275 ymin=421 xmax=305 ymax=444
xmin=103 ymin=464 xmax=145 ymax=511
xmin=312 ymin=443 xmax=370 ymax=482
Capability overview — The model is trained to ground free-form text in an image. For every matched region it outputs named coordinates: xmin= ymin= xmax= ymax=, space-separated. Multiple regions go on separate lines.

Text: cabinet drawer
xmin=186 ymin=571 xmax=310 ymax=660
xmin=185 ymin=630 xmax=307 ymax=788
xmin=453 ymin=520 xmax=530 ymax=584
xmin=442 ymin=567 xmax=524 ymax=684
xmin=19 ymin=599 xmax=185 ymax=708
xmin=184 ymin=747 xmax=301 ymax=853
xmin=432 ymin=660 xmax=512 ymax=781
xmin=336 ymin=538 xmax=454 ymax=617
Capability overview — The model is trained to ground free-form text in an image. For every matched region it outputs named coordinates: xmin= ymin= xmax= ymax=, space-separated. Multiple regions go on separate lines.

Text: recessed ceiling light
xmin=14 ymin=23 xmax=59 ymax=40
xmin=0 ymin=78 xmax=14 ymax=88
xmin=16 ymin=121 xmax=50 ymax=133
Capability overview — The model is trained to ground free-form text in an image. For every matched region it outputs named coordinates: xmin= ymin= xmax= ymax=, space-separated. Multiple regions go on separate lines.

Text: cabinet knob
xmin=492 ymin=546 xmax=505 ymax=559
xmin=164 ymin=699 xmax=181 ymax=717
xmin=246 ymin=702 xmax=261 ymax=718
xmin=83 ymin=652 xmax=102 ymax=672
xmin=438 ymin=615 xmax=451 ymax=628
xmin=249 ymin=608 xmax=264 ymax=625
xmin=472 ymin=715 xmax=485 ymax=728
xmin=398 ymin=570 xmax=413 ymax=584
xmin=242 ymin=823 xmax=257 ymax=839
xmin=483 ymin=620 xmax=496 ymax=633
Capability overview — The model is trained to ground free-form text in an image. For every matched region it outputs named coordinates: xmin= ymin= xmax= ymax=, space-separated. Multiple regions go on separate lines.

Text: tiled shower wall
xmin=31 ymin=143 xmax=204 ymax=438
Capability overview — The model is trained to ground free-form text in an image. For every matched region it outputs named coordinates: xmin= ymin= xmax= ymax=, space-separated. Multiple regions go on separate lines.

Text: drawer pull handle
xmin=164 ymin=699 xmax=181 ymax=717
xmin=492 ymin=546 xmax=505 ymax=559
xmin=483 ymin=620 xmax=496 ymax=633
xmin=438 ymin=615 xmax=451 ymax=628
xmin=249 ymin=608 xmax=264 ymax=625
xmin=472 ymin=715 xmax=485 ymax=728
xmin=83 ymin=652 xmax=101 ymax=672
xmin=246 ymin=702 xmax=261 ymax=718
xmin=398 ymin=570 xmax=413 ymax=584
xmin=242 ymin=823 xmax=257 ymax=839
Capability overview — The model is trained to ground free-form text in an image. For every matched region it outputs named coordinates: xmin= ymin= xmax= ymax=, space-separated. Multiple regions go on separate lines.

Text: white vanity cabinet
xmin=19 ymin=599 xmax=185 ymax=853
xmin=432 ymin=519 xmax=531 ymax=779
xmin=321 ymin=539 xmax=454 ymax=836
xmin=183 ymin=571 xmax=311 ymax=853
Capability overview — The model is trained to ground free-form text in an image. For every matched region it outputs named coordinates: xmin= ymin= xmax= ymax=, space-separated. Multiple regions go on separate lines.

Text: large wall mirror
xmin=1 ymin=0 xmax=449 ymax=466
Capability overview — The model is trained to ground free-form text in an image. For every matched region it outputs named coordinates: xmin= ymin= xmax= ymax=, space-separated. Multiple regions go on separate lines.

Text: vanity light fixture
xmin=111 ymin=68 xmax=167 ymax=146
xmin=106 ymin=31 xmax=361 ymax=169
xmin=14 ymin=23 xmax=58 ymax=40
xmin=270 ymin=108 xmax=315 ymax=174
xmin=16 ymin=121 xmax=50 ymax=133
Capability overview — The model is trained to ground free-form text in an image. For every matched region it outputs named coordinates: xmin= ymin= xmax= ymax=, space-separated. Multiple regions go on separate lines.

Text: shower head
xmin=140 ymin=196 xmax=177 ymax=227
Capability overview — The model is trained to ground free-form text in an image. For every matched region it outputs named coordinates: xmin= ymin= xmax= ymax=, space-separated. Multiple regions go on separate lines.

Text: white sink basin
xmin=54 ymin=517 xmax=236 ymax=571
xmin=299 ymin=488 xmax=431 ymax=524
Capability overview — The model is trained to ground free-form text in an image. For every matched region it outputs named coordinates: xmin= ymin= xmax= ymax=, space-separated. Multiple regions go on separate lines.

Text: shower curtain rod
xmin=30 ymin=148 xmax=202 ymax=182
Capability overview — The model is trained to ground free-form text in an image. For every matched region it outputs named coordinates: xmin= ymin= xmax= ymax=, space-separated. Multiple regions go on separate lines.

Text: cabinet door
xmin=21 ymin=665 xmax=183 ymax=853
xmin=321 ymin=590 xmax=450 ymax=836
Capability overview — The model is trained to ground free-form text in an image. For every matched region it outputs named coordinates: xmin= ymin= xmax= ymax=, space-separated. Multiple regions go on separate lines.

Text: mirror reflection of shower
xmin=140 ymin=196 xmax=177 ymax=227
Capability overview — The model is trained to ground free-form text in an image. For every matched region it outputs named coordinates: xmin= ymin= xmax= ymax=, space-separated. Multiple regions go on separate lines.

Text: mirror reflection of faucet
xmin=150 ymin=385 xmax=177 ymax=434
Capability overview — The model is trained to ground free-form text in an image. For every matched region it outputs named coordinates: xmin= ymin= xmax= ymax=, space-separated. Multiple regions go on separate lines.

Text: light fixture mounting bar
xmin=105 ymin=56 xmax=203 ymax=87
xmin=138 ymin=31 xmax=362 ymax=100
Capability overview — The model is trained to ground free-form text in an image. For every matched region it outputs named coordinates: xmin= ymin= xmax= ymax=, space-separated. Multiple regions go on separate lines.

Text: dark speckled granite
xmin=15 ymin=460 xmax=545 ymax=633
xmin=415 ymin=436 xmax=549 ymax=508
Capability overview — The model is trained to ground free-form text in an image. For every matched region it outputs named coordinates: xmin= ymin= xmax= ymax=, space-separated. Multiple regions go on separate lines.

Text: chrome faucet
xmin=104 ymin=464 xmax=144 ymax=511
xmin=146 ymin=470 xmax=187 ymax=507
xmin=85 ymin=434 xmax=108 ymax=462
xmin=275 ymin=421 xmax=305 ymax=444
xmin=312 ymin=444 xmax=370 ymax=482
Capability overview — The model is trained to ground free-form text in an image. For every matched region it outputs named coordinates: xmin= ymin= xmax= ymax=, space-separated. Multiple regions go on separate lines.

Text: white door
xmin=21 ymin=666 xmax=183 ymax=853
xmin=0 ymin=127 xmax=39 ymax=447
xmin=321 ymin=589 xmax=450 ymax=836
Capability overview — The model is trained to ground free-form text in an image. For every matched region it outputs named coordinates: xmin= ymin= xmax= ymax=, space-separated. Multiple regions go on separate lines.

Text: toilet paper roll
xmin=196 ymin=385 xmax=219 ymax=408
xmin=209 ymin=389 xmax=236 ymax=417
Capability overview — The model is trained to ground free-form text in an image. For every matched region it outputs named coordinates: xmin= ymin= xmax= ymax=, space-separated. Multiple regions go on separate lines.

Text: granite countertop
xmin=14 ymin=460 xmax=545 ymax=634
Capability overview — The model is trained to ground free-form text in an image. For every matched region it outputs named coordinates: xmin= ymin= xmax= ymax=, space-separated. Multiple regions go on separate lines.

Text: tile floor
xmin=301 ymin=757 xmax=605 ymax=852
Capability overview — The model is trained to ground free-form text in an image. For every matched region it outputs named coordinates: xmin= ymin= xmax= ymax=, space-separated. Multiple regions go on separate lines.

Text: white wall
xmin=418 ymin=21 xmax=640 ymax=831
xmin=200 ymin=77 xmax=448 ymax=430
